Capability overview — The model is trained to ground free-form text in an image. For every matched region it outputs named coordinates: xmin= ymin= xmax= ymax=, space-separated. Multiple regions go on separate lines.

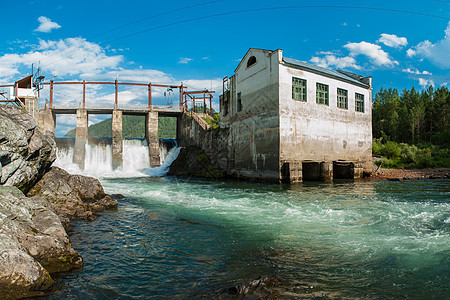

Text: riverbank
xmin=371 ymin=167 xmax=450 ymax=180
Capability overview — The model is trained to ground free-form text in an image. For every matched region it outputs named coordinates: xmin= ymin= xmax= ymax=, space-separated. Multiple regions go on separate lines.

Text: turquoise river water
xmin=44 ymin=177 xmax=449 ymax=299
xmin=47 ymin=143 xmax=449 ymax=299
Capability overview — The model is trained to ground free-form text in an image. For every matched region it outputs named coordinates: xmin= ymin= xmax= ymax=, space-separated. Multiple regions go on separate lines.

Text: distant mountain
xmin=65 ymin=115 xmax=176 ymax=138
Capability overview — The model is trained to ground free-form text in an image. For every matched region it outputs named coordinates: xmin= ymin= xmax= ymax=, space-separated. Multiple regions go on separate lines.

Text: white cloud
xmin=34 ymin=16 xmax=61 ymax=33
xmin=181 ymin=78 xmax=222 ymax=93
xmin=407 ymin=22 xmax=450 ymax=69
xmin=418 ymin=78 xmax=434 ymax=88
xmin=178 ymin=57 xmax=193 ymax=64
xmin=402 ymin=68 xmax=432 ymax=75
xmin=310 ymin=55 xmax=360 ymax=70
xmin=406 ymin=48 xmax=416 ymax=57
xmin=344 ymin=41 xmax=398 ymax=67
xmin=342 ymin=22 xmax=348 ymax=26
xmin=0 ymin=38 xmax=123 ymax=82
xmin=377 ymin=33 xmax=408 ymax=48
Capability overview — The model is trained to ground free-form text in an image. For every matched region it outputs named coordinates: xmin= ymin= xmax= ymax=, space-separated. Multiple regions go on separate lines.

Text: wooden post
xmin=114 ymin=79 xmax=118 ymax=110
xmin=82 ymin=80 xmax=86 ymax=109
xmin=148 ymin=83 xmax=152 ymax=109
xmin=49 ymin=80 xmax=53 ymax=109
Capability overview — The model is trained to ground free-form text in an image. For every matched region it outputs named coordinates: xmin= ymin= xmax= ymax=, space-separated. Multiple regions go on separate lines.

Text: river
xmin=47 ymin=142 xmax=450 ymax=299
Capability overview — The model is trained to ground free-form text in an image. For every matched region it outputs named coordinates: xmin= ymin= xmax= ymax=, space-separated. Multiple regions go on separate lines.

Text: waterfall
xmin=54 ymin=138 xmax=181 ymax=178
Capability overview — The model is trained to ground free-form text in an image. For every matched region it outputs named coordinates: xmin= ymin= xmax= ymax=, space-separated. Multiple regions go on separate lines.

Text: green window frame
xmin=355 ymin=93 xmax=364 ymax=112
xmin=292 ymin=77 xmax=307 ymax=101
xmin=316 ymin=83 xmax=329 ymax=105
xmin=337 ymin=88 xmax=348 ymax=109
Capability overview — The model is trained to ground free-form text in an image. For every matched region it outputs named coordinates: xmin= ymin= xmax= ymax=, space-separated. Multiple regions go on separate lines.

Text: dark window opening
xmin=302 ymin=162 xmax=325 ymax=181
xmin=333 ymin=161 xmax=354 ymax=179
xmin=247 ymin=56 xmax=257 ymax=68
xmin=237 ymin=92 xmax=242 ymax=112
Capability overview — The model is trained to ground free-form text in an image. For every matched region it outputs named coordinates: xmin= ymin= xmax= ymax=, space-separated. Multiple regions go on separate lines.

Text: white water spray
xmin=54 ymin=138 xmax=181 ymax=179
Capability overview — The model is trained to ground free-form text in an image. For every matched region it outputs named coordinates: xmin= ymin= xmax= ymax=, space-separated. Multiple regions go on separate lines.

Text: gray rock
xmin=27 ymin=166 xmax=118 ymax=222
xmin=0 ymin=186 xmax=82 ymax=299
xmin=0 ymin=106 xmax=56 ymax=193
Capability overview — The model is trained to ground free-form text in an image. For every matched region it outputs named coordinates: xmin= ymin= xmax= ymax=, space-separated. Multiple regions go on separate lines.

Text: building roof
xmin=282 ymin=57 xmax=370 ymax=88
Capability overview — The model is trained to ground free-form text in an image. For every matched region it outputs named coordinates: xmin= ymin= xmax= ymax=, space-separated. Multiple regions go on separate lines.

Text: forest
xmin=372 ymin=86 xmax=449 ymax=168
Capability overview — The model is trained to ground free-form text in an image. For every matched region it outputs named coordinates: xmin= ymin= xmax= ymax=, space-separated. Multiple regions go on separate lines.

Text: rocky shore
xmin=371 ymin=167 xmax=450 ymax=180
xmin=0 ymin=106 xmax=117 ymax=299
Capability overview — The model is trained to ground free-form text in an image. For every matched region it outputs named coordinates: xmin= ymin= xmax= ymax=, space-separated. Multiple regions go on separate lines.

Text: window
xmin=337 ymin=88 xmax=348 ymax=109
xmin=247 ymin=56 xmax=257 ymax=68
xmin=316 ymin=83 xmax=329 ymax=105
xmin=292 ymin=77 xmax=307 ymax=101
xmin=355 ymin=93 xmax=364 ymax=112
xmin=237 ymin=92 xmax=242 ymax=112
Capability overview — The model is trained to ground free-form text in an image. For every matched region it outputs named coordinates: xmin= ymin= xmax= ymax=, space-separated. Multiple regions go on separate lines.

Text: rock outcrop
xmin=27 ymin=167 xmax=118 ymax=225
xmin=0 ymin=186 xmax=82 ymax=299
xmin=0 ymin=106 xmax=56 ymax=193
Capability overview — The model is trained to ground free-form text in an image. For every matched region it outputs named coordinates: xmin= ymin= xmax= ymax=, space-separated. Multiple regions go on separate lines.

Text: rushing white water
xmin=54 ymin=138 xmax=180 ymax=178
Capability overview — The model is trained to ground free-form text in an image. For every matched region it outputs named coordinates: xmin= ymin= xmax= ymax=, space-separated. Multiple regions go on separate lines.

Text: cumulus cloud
xmin=178 ymin=57 xmax=193 ymax=64
xmin=34 ymin=16 xmax=61 ymax=33
xmin=418 ymin=78 xmax=434 ymax=88
xmin=344 ymin=41 xmax=398 ymax=67
xmin=402 ymin=68 xmax=432 ymax=75
xmin=0 ymin=37 xmax=123 ymax=82
xmin=310 ymin=55 xmax=360 ymax=70
xmin=377 ymin=33 xmax=408 ymax=48
xmin=407 ymin=22 xmax=450 ymax=69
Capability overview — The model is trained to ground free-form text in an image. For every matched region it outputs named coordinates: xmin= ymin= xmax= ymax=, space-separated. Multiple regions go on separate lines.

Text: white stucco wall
xmin=278 ymin=61 xmax=372 ymax=174
xmin=224 ymin=49 xmax=282 ymax=180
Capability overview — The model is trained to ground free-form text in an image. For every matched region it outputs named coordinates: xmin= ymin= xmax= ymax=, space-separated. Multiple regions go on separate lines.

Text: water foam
xmin=54 ymin=139 xmax=180 ymax=179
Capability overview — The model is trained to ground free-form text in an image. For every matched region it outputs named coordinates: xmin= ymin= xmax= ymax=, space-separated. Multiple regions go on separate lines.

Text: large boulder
xmin=0 ymin=186 xmax=82 ymax=299
xmin=0 ymin=106 xmax=56 ymax=193
xmin=27 ymin=167 xmax=118 ymax=224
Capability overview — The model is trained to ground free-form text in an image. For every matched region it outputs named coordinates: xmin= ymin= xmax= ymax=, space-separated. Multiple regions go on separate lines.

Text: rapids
xmin=49 ymin=140 xmax=449 ymax=299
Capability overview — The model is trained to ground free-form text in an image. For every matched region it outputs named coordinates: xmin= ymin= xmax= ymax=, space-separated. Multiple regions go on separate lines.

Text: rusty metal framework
xmin=182 ymin=90 xmax=215 ymax=116
xmin=1 ymin=79 xmax=215 ymax=115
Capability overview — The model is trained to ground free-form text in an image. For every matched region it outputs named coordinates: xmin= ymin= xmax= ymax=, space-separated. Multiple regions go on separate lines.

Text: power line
xmin=433 ymin=0 xmax=450 ymax=4
xmin=37 ymin=0 xmax=224 ymax=65
xmin=41 ymin=5 xmax=450 ymax=70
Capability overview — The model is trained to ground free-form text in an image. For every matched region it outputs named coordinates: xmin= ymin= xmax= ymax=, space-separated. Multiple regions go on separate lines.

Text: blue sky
xmin=1 ymin=0 xmax=449 ymax=134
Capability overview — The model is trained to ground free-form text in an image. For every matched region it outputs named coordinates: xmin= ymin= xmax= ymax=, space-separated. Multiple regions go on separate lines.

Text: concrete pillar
xmin=321 ymin=161 xmax=333 ymax=181
xmin=145 ymin=111 xmax=160 ymax=167
xmin=37 ymin=109 xmax=56 ymax=137
xmin=74 ymin=109 xmax=88 ymax=169
xmin=112 ymin=110 xmax=123 ymax=170
xmin=24 ymin=97 xmax=39 ymax=121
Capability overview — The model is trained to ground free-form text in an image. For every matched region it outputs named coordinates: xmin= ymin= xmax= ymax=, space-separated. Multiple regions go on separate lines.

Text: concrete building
xmin=219 ymin=48 xmax=372 ymax=182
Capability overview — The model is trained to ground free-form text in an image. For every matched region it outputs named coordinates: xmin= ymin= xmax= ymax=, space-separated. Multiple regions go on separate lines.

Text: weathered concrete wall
xmin=37 ymin=109 xmax=56 ymax=137
xmin=112 ymin=110 xmax=123 ymax=169
xmin=145 ymin=111 xmax=160 ymax=167
xmin=23 ymin=97 xmax=39 ymax=121
xmin=219 ymin=49 xmax=281 ymax=182
xmin=278 ymin=62 xmax=372 ymax=181
xmin=177 ymin=112 xmax=229 ymax=173
xmin=74 ymin=109 xmax=88 ymax=169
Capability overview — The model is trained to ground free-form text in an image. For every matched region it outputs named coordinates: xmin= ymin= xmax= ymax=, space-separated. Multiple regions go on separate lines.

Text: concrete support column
xmin=145 ymin=111 xmax=160 ymax=167
xmin=74 ymin=109 xmax=88 ymax=169
xmin=37 ymin=109 xmax=56 ymax=137
xmin=24 ymin=97 xmax=39 ymax=121
xmin=321 ymin=161 xmax=333 ymax=181
xmin=112 ymin=110 xmax=123 ymax=170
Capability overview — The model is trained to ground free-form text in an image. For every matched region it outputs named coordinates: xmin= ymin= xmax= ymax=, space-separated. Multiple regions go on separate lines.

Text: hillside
xmin=65 ymin=116 xmax=176 ymax=138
